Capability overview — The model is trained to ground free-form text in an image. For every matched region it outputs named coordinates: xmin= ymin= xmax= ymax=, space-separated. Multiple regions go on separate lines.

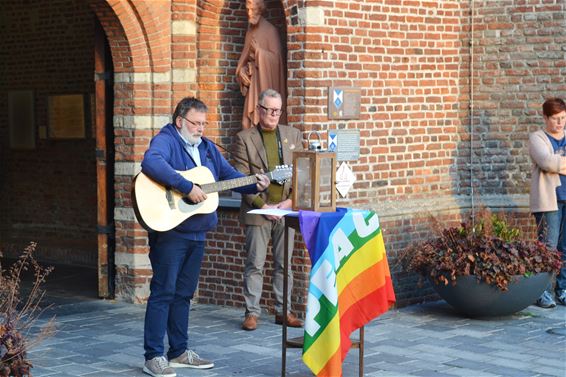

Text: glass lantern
xmin=292 ymin=150 xmax=336 ymax=212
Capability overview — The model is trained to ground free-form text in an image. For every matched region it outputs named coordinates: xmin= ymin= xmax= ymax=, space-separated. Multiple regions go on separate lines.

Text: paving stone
xmin=483 ymin=365 xmax=543 ymax=377
xmin=25 ymin=299 xmax=565 ymax=377
xmin=444 ymin=357 xmax=494 ymax=371
xmin=25 ymin=366 xmax=60 ymax=376
xmin=51 ymin=363 xmax=102 ymax=376
xmin=532 ymin=365 xmax=566 ymax=377
xmin=530 ymin=357 xmax=566 ymax=369
xmin=89 ymin=361 xmax=137 ymax=373
xmin=442 ymin=367 xmax=501 ymax=377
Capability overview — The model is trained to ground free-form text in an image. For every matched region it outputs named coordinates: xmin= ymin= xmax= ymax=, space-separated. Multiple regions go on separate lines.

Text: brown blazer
xmin=233 ymin=124 xmax=303 ymax=225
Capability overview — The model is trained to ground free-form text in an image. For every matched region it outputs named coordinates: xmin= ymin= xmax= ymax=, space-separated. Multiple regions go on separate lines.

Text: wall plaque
xmin=327 ymin=129 xmax=360 ymax=161
xmin=328 ymin=87 xmax=361 ymax=120
xmin=48 ymin=94 xmax=86 ymax=138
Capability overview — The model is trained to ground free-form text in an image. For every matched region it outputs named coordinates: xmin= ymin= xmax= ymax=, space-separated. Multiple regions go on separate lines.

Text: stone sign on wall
xmin=328 ymin=87 xmax=361 ymax=120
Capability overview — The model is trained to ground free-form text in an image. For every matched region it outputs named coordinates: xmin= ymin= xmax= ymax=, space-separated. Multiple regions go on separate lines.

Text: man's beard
xmin=181 ymin=128 xmax=202 ymax=145
xmin=187 ymin=134 xmax=202 ymax=145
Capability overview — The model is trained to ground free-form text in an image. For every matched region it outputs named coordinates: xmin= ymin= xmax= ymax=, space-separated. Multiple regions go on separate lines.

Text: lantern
xmin=292 ymin=132 xmax=336 ymax=212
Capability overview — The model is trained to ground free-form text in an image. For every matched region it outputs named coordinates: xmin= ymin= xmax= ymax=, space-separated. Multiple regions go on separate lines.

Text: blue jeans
xmin=144 ymin=232 xmax=205 ymax=361
xmin=534 ymin=202 xmax=566 ymax=293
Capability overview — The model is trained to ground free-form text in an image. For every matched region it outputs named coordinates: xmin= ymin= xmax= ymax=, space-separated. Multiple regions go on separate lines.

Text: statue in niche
xmin=236 ymin=0 xmax=287 ymax=129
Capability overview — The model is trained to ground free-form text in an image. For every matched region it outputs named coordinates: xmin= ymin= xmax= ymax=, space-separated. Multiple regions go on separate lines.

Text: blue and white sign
xmin=333 ymin=89 xmax=343 ymax=108
xmin=327 ymin=129 xmax=360 ymax=161
xmin=328 ymin=131 xmax=337 ymax=152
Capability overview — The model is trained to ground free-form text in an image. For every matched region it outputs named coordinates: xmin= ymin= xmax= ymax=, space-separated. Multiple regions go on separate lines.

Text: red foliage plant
xmin=0 ymin=242 xmax=56 ymax=377
xmin=399 ymin=209 xmax=561 ymax=291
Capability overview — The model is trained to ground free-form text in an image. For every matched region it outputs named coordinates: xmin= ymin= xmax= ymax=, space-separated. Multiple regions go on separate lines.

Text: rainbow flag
xmin=300 ymin=208 xmax=396 ymax=377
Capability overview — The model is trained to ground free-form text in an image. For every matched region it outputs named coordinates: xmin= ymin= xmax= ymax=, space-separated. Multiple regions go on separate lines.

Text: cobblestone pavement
xmin=29 ymin=300 xmax=565 ymax=377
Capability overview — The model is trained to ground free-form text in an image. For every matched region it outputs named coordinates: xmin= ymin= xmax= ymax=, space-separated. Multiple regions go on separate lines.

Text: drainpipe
xmin=469 ymin=0 xmax=475 ymax=219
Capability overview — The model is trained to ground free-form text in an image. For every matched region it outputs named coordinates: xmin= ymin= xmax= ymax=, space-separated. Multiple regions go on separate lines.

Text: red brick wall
xmin=471 ymin=1 xmax=566 ymax=195
xmin=0 ymin=0 xmax=97 ymax=266
xmin=198 ymin=0 xmax=472 ymax=309
xmin=201 ymin=209 xmax=310 ymax=315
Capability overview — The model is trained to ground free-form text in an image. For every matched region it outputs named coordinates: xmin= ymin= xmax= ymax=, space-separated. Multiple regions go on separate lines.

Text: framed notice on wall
xmin=48 ymin=94 xmax=86 ymax=138
xmin=8 ymin=90 xmax=35 ymax=149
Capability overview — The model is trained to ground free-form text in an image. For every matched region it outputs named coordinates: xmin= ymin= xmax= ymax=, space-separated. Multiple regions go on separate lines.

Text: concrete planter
xmin=431 ymin=272 xmax=552 ymax=318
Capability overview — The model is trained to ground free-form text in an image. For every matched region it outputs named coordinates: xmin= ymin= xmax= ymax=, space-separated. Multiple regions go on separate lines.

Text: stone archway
xmin=88 ymin=0 xmax=173 ymax=301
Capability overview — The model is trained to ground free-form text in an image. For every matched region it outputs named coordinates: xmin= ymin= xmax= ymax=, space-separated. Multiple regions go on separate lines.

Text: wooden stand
xmin=281 ymin=215 xmax=364 ymax=377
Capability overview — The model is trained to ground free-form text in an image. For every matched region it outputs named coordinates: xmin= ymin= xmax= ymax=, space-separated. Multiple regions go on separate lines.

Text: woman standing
xmin=529 ymin=97 xmax=566 ymax=308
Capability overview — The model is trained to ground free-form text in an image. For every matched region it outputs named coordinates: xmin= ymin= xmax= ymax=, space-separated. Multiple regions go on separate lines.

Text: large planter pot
xmin=431 ymin=272 xmax=552 ymax=318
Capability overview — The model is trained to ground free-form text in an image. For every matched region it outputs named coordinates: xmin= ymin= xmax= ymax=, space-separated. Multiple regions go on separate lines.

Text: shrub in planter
xmin=399 ymin=210 xmax=561 ymax=316
xmin=0 ymin=242 xmax=56 ymax=377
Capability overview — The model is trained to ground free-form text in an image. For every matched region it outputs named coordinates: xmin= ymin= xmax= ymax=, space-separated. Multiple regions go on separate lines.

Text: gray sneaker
xmin=536 ymin=291 xmax=556 ymax=308
xmin=556 ymin=290 xmax=566 ymax=306
xmin=143 ymin=356 xmax=176 ymax=377
xmin=169 ymin=350 xmax=214 ymax=369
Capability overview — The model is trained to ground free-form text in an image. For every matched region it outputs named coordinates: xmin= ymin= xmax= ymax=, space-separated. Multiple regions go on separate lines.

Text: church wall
xmin=1 ymin=0 xmax=564 ymax=309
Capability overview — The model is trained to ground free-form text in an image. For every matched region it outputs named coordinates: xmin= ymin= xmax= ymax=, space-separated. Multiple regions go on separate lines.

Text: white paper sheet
xmin=247 ymin=208 xmax=298 ymax=216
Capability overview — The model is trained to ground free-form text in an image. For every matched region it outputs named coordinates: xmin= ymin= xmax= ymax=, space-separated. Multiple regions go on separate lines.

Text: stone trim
xmin=114 ymin=206 xmax=135 ymax=222
xmin=298 ymin=6 xmax=326 ymax=26
xmin=113 ymin=115 xmax=171 ymax=130
xmin=172 ymin=68 xmax=197 ymax=83
xmin=368 ymin=194 xmax=530 ymax=220
xmin=114 ymin=72 xmax=171 ymax=83
xmin=115 ymin=161 xmax=141 ymax=177
xmin=115 ymin=251 xmax=150 ymax=269
xmin=172 ymin=20 xmax=196 ymax=36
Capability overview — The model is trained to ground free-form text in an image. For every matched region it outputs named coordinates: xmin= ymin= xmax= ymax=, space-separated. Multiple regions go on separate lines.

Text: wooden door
xmin=94 ymin=20 xmax=115 ymax=298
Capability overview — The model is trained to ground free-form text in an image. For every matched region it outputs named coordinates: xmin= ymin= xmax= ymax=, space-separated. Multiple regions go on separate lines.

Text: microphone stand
xmin=208 ymin=137 xmax=265 ymax=172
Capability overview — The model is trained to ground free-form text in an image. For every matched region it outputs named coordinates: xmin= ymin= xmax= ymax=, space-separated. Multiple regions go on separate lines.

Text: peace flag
xmin=300 ymin=208 xmax=396 ymax=376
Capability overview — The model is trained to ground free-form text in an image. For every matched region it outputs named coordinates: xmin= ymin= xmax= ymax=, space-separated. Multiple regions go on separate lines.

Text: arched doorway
xmin=0 ymin=0 xmax=115 ymax=302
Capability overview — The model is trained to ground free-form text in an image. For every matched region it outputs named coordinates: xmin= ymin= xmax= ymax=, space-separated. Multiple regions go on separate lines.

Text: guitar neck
xmin=200 ymin=175 xmax=257 ymax=194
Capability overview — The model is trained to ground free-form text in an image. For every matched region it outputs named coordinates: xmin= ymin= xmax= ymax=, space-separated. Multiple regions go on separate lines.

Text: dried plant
xmin=0 ymin=242 xmax=56 ymax=377
xmin=399 ymin=209 xmax=562 ymax=291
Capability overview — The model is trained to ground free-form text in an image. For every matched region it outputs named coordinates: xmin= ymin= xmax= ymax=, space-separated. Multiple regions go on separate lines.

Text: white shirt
xmin=177 ymin=129 xmax=202 ymax=166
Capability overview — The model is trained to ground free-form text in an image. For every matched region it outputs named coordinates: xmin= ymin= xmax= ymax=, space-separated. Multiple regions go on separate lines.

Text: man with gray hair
xmin=140 ymin=97 xmax=270 ymax=377
xmin=233 ymin=89 xmax=303 ymax=330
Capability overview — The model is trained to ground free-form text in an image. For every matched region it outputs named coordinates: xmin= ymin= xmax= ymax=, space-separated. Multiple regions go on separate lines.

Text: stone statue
xmin=236 ymin=0 xmax=287 ymax=129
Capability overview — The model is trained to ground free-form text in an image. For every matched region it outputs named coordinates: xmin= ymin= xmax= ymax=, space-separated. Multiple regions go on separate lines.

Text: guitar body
xmin=132 ymin=164 xmax=292 ymax=232
xmin=133 ymin=166 xmax=219 ymax=232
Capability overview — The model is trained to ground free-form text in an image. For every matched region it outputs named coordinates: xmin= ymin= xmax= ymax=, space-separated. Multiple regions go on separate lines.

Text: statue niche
xmin=236 ymin=0 xmax=287 ymax=129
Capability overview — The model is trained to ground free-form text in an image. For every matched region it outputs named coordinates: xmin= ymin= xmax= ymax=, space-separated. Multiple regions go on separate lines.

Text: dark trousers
xmin=534 ymin=202 xmax=566 ymax=293
xmin=144 ymin=231 xmax=205 ymax=361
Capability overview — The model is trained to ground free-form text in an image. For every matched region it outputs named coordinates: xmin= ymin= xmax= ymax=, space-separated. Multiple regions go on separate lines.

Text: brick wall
xmin=0 ymin=0 xmax=97 ymax=266
xmin=199 ymin=209 xmax=310 ymax=315
xmin=471 ymin=1 xmax=566 ymax=196
xmin=1 ymin=0 xmax=564 ymax=309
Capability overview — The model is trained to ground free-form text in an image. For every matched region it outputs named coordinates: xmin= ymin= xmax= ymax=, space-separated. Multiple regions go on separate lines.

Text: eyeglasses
xmin=180 ymin=115 xmax=208 ymax=128
xmin=548 ymin=115 xmax=566 ymax=123
xmin=258 ymin=104 xmax=283 ymax=116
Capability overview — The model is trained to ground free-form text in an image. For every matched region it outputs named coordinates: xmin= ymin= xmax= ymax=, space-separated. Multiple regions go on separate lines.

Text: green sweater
xmin=252 ymin=129 xmax=283 ymax=208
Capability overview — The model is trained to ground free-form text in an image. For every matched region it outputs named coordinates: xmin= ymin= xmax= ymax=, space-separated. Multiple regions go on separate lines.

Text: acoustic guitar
xmin=132 ymin=165 xmax=292 ymax=232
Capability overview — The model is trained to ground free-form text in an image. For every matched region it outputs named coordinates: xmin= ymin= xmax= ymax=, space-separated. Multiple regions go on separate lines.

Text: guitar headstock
xmin=268 ymin=165 xmax=293 ymax=185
